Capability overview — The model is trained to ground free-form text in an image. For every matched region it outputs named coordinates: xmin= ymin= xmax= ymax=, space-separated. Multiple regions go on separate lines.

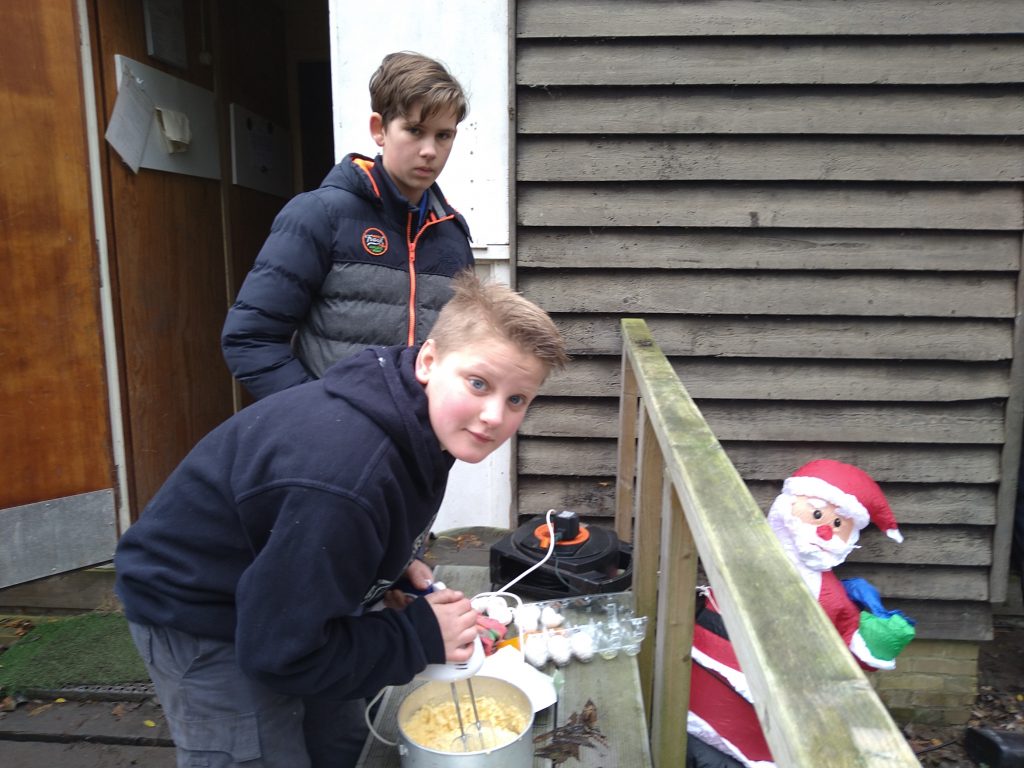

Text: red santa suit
xmin=687 ymin=572 xmax=890 ymax=767
xmin=686 ymin=459 xmax=912 ymax=768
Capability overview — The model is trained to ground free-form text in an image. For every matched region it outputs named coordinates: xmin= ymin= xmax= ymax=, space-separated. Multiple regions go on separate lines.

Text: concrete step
xmin=0 ymin=697 xmax=172 ymax=746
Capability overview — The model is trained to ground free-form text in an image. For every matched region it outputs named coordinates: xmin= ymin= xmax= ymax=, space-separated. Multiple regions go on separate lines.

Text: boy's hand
xmin=381 ymin=559 xmax=436 ymax=610
xmin=404 ymin=559 xmax=434 ymax=592
xmin=425 ymin=589 xmax=479 ymax=662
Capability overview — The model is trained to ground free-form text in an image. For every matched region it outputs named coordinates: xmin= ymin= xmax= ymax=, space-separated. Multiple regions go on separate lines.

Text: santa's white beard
xmin=767 ymin=493 xmax=859 ymax=572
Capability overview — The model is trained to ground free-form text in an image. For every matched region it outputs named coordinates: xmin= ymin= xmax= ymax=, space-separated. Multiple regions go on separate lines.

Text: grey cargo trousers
xmin=129 ymin=622 xmax=368 ymax=767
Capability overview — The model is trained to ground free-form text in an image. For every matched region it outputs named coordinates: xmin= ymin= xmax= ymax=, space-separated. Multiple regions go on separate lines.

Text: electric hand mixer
xmin=367 ymin=512 xmax=561 ymax=753
xmin=412 ymin=512 xmax=563 ymax=752
xmin=414 ymin=581 xmax=491 ymax=751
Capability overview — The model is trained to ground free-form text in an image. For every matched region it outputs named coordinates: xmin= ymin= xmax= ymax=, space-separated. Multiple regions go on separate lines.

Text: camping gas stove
xmin=489 ymin=511 xmax=633 ymax=600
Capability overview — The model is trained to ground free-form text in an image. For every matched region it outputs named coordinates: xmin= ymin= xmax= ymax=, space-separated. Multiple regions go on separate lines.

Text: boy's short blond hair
xmin=369 ymin=51 xmax=468 ymax=126
xmin=429 ymin=271 xmax=569 ymax=378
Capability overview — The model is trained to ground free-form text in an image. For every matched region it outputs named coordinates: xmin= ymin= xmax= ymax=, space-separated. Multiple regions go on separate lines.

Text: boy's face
xmin=370 ymin=103 xmax=459 ymax=204
xmin=415 ymin=337 xmax=547 ymax=464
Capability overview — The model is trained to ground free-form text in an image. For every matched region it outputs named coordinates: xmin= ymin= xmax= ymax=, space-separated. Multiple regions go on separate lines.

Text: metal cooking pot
xmin=396 ymin=676 xmax=534 ymax=767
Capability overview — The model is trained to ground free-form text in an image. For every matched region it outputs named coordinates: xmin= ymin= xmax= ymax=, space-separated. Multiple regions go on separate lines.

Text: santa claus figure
xmin=686 ymin=459 xmax=916 ymax=768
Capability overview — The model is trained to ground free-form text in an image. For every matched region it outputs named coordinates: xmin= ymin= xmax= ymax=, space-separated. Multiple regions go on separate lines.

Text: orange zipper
xmin=406 ymin=212 xmax=417 ymax=346
xmin=406 ymin=210 xmax=457 ymax=347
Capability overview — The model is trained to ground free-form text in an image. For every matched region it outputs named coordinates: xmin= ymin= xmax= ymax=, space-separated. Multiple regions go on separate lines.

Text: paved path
xmin=0 ymin=697 xmax=174 ymax=767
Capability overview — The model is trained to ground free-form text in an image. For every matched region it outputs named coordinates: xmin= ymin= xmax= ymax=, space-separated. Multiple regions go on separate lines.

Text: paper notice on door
xmin=104 ymin=64 xmax=155 ymax=173
xmin=156 ymin=107 xmax=191 ymax=153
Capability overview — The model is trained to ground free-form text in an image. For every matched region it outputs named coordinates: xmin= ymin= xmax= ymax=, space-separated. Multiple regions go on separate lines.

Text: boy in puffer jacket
xmin=222 ymin=51 xmax=474 ymax=399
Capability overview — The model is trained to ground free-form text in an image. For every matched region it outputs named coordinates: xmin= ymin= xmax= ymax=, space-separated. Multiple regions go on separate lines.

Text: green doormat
xmin=0 ymin=612 xmax=149 ymax=697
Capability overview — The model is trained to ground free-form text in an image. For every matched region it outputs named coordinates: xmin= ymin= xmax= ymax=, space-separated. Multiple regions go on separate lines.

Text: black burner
xmin=489 ymin=516 xmax=633 ymax=600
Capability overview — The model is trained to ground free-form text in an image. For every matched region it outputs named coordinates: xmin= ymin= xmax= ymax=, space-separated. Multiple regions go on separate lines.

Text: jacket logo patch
xmin=362 ymin=228 xmax=388 ymax=256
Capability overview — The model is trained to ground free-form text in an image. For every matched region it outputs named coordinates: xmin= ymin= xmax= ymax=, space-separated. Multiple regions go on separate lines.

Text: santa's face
xmin=790 ymin=496 xmax=857 ymax=542
xmin=767 ymin=493 xmax=860 ymax=571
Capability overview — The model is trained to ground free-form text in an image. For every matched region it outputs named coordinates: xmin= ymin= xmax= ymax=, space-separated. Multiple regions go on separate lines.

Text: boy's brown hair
xmin=430 ymin=271 xmax=569 ymax=378
xmin=369 ymin=51 xmax=469 ymax=126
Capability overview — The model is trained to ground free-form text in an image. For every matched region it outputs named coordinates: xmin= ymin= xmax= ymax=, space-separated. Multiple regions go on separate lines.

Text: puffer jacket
xmin=221 ymin=153 xmax=473 ymax=399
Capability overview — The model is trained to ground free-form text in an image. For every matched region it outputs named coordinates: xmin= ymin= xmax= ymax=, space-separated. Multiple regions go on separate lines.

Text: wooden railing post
xmin=632 ymin=400 xmax=663 ymax=718
xmin=650 ymin=477 xmax=697 ymax=768
xmin=615 ymin=346 xmax=640 ymax=543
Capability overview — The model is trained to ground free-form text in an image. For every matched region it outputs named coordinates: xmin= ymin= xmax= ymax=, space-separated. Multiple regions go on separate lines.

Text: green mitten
xmin=858 ymin=610 xmax=915 ymax=661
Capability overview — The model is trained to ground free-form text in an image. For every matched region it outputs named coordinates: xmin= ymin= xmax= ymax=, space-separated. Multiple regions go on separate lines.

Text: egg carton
xmin=472 ymin=590 xmax=648 ymax=668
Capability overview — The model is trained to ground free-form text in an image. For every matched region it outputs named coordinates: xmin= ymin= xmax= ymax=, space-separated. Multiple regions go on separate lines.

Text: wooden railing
xmin=614 ymin=319 xmax=919 ymax=767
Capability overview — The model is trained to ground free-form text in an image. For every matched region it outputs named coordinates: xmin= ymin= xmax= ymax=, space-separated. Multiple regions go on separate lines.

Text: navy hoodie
xmin=115 ymin=345 xmax=454 ymax=699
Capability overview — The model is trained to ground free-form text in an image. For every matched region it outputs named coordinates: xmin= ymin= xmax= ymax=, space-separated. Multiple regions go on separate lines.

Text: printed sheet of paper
xmin=104 ymin=64 xmax=155 ymax=173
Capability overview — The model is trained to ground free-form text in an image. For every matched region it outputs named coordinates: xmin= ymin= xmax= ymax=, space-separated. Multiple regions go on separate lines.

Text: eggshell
xmin=540 ymin=605 xmax=564 ymax=628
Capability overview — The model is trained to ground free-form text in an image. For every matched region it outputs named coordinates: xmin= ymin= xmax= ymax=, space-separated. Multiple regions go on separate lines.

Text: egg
xmin=515 ymin=604 xmax=541 ymax=632
xmin=570 ymin=629 xmax=595 ymax=662
xmin=471 ymin=596 xmax=490 ymax=613
xmin=540 ymin=605 xmax=564 ymax=628
xmin=523 ymin=632 xmax=548 ymax=667
xmin=487 ymin=600 xmax=514 ymax=626
xmin=548 ymin=633 xmax=572 ymax=667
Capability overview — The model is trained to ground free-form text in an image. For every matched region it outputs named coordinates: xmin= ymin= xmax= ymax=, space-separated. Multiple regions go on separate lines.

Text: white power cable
xmin=469 ymin=508 xmax=559 ymax=664
xmin=364 ymin=685 xmax=397 ymax=746
xmin=489 ymin=508 xmax=558 ymax=597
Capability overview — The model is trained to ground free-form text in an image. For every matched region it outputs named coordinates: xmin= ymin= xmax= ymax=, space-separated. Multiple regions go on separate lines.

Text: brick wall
xmin=873 ymin=640 xmax=979 ymax=726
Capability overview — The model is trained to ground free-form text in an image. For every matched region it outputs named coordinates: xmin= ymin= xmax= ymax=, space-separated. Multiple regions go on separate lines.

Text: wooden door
xmin=92 ymin=0 xmax=235 ymax=514
xmin=0 ymin=2 xmax=117 ymax=588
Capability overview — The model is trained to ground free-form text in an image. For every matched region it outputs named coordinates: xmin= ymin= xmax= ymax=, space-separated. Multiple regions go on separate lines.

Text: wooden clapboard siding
xmin=726 ymin=444 xmax=1005 ymax=485
xmin=887 ymin=600 xmax=990 ymax=641
xmin=517 ymin=0 xmax=1024 ymax=38
xmin=848 ymin=526 xmax=990 ymax=566
xmin=544 ymin=359 xmax=1012 ymax=401
xmin=520 ymin=439 xmax=1003 ymax=484
xmin=518 ymin=476 xmax=616 ymax=517
xmin=521 ymin=477 xmax=998 ymax=527
xmin=514 ymin=0 xmax=1024 ymax=637
xmin=518 ymin=138 xmax=1024 ymax=183
xmin=748 ymin=482 xmax=999 ymax=526
xmin=518 ymin=40 xmax=1024 ymax=86
xmin=518 ymin=88 xmax=1024 ymax=136
xmin=520 ymin=270 xmax=1017 ymax=317
xmin=553 ymin=316 xmax=1013 ymax=359
xmin=519 ymin=184 xmax=1024 ymax=230
xmin=523 ymin=399 xmax=1006 ymax=444
xmin=519 ymin=229 xmax=1021 ymax=270
xmin=840 ymin=565 xmax=989 ymax=602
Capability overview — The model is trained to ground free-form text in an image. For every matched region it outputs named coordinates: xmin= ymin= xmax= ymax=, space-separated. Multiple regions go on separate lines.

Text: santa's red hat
xmin=782 ymin=459 xmax=903 ymax=543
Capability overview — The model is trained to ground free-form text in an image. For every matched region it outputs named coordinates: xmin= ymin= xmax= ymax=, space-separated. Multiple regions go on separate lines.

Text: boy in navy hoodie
xmin=115 ymin=271 xmax=568 ymax=767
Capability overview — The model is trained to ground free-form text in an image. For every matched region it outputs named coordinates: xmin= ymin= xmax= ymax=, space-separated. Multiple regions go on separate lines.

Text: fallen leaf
xmin=143 ymin=719 xmax=156 ymax=727
xmin=453 ymin=534 xmax=483 ymax=550
xmin=111 ymin=703 xmax=126 ymax=717
xmin=1 ymin=696 xmax=15 ymax=712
